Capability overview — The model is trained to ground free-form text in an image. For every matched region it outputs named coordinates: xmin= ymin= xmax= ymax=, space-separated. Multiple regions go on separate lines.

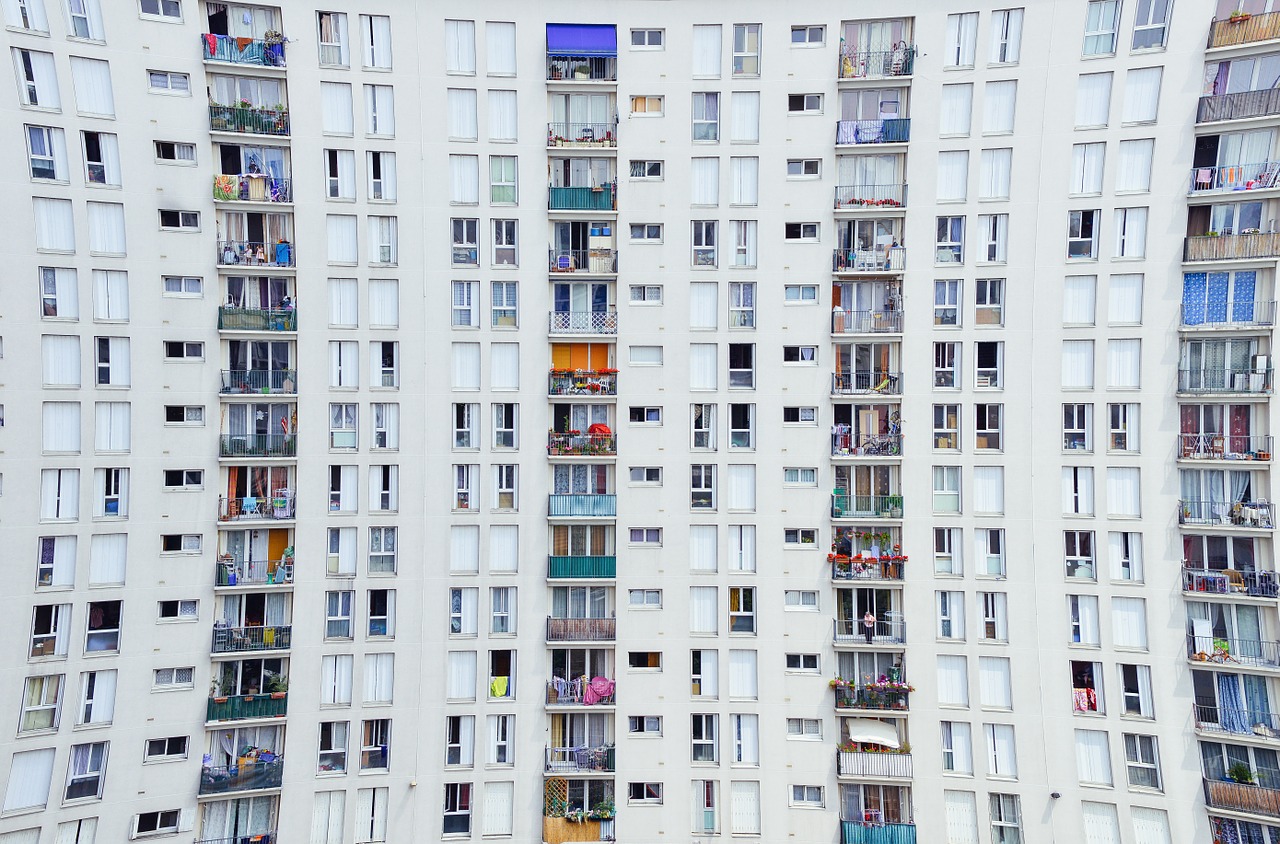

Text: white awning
xmin=844 ymin=718 xmax=900 ymax=749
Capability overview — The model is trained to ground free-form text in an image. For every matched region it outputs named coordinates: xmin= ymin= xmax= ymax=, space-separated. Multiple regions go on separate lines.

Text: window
xmin=492 ymin=219 xmax=517 ymax=266
xmin=732 ymin=24 xmax=760 ymax=75
xmin=791 ymin=25 xmax=824 ymax=44
xmin=630 ymin=528 xmax=662 ymax=545
xmin=728 ymin=344 xmax=754 ymax=388
xmin=1113 ymin=208 xmax=1147 ymax=258
xmin=783 ymin=468 xmax=817 ymax=486
xmin=364 ymin=84 xmax=395 ymax=136
xmin=631 ymin=28 xmax=664 ymax=48
xmin=978 ymin=214 xmax=1009 ymax=263
xmin=629 ymin=590 xmax=662 ymax=608
xmin=938 ymin=151 xmax=969 ymax=202
xmin=360 ymin=14 xmax=392 ymax=69
xmin=162 ymin=341 xmax=202 ymax=360
xmin=630 ymin=406 xmax=661 ymax=424
xmin=990 ymin=794 xmax=1022 ymax=844
xmin=361 ymin=719 xmax=390 ymax=769
xmin=1119 ymin=664 xmax=1153 ymax=718
xmin=368 ymin=216 xmax=398 ymax=264
xmin=935 ymin=528 xmax=962 ymax=575
xmin=1071 ymin=143 xmax=1106 ymax=195
xmin=492 ymin=464 xmax=516 ymax=510
xmin=443 ymin=783 xmax=472 ymax=835
xmin=784 ymin=591 xmax=818 ymax=611
xmin=134 ymin=811 xmax=180 ymax=837
xmin=933 ymin=404 xmax=960 ymax=450
xmin=630 ymin=95 xmax=663 ymax=115
xmin=935 ymin=280 xmax=960 ymax=326
xmin=318 ymin=721 xmax=349 ymax=773
xmin=1069 ymin=595 xmax=1101 ymax=645
xmin=981 ymin=592 xmax=1009 ymax=642
xmin=692 ymin=714 xmax=718 ymax=762
xmin=162 ymin=275 xmax=201 ymax=296
xmin=65 ymin=741 xmax=107 ymax=800
xmin=451 ymin=282 xmax=478 ymax=328
xmin=783 ymin=407 xmax=817 ymax=426
xmin=940 ymin=84 xmax=974 ymax=136
xmin=787 ymin=94 xmax=822 ymax=113
xmin=27 ymin=126 xmax=66 ymax=181
xmin=629 ymin=345 xmax=663 ymax=366
xmin=147 ymin=71 xmax=188 ymax=93
xmin=1068 ymin=210 xmax=1100 ymax=259
xmin=19 ymin=675 xmax=62 ymax=732
xmin=5 ymin=0 xmax=48 ymax=31
xmin=937 ymin=216 xmax=965 ymax=264
xmin=1063 ymin=403 xmax=1093 ymax=451
xmin=1108 ymin=403 xmax=1139 ymax=451
xmin=784 ymin=222 xmax=819 ymax=241
xmin=84 ymin=601 xmax=120 ymax=652
xmin=941 ymin=722 xmax=974 ymax=774
xmin=975 ymin=341 xmax=1003 ymax=388
xmin=1132 ymin=0 xmax=1170 ymax=49
xmin=154 ymin=141 xmax=195 ymax=163
xmin=784 ymin=284 xmax=818 ymax=303
xmin=487 ymin=714 xmax=513 ymax=765
xmin=1063 ymin=466 xmax=1095 ymax=515
xmin=784 ymin=528 xmax=818 ymax=545
xmin=157 ymin=600 xmax=197 ymax=621
xmin=935 ymin=342 xmax=960 ymax=389
xmin=629 ymin=782 xmax=663 ymax=803
xmin=945 ymin=12 xmax=979 ymax=67
xmin=143 ymin=736 xmax=187 ymax=762
xmin=1076 ymin=72 xmax=1113 ymax=127
xmin=326 ymin=591 xmax=353 ymax=639
xmin=629 ymin=467 xmax=661 ymax=485
xmin=1065 ymin=530 xmax=1096 ymax=579
xmin=934 ymin=466 xmax=961 ymax=513
xmin=443 ymin=19 xmax=473 ymax=74
xmin=791 ymin=785 xmax=824 ymax=807
xmin=158 ymin=209 xmax=198 ymax=230
xmin=159 ymin=535 xmax=200 ymax=554
xmin=975 ymin=405 xmax=1002 ymax=449
xmin=937 ymin=591 xmax=965 ymax=639
xmin=787 ymin=158 xmax=821 ymax=178
xmin=975 ymin=278 xmax=1004 ymax=326
xmin=630 ymin=160 xmax=663 ymax=180
xmin=630 ymin=225 xmax=663 ymax=245
xmin=990 ymin=9 xmax=1024 ymax=63
xmin=369 ymin=527 xmax=396 ymax=573
xmin=14 ymin=48 xmax=59 ymax=110
xmin=489 ymin=156 xmax=516 ymax=205
xmin=691 ymin=464 xmax=715 ymax=509
xmin=1123 ymin=734 xmax=1161 ymax=789
xmin=1083 ymin=0 xmax=1120 ymax=55
xmin=692 ymin=93 xmax=720 ymax=141
xmin=729 ymin=587 xmax=755 ymax=633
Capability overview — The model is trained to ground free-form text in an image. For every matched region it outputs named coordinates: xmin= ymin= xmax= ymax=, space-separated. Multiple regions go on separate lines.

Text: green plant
xmin=589 ymin=797 xmax=616 ymax=819
xmin=1229 ymin=762 xmax=1256 ymax=783
xmin=266 ymin=673 xmax=288 ymax=693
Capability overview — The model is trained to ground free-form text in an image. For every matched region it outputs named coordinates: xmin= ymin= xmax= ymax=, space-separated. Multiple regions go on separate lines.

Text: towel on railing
xmin=583 ymin=676 xmax=614 ymax=705
xmin=213 ymin=174 xmax=238 ymax=201
xmin=490 ymin=675 xmax=508 ymax=697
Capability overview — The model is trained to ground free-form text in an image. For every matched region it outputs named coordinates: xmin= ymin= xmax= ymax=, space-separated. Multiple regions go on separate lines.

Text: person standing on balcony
xmin=863 ymin=611 xmax=876 ymax=644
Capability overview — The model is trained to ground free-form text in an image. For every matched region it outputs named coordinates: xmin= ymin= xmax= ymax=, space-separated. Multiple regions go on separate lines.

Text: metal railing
xmin=219 ymin=370 xmax=297 ymax=394
xmin=547 ymin=433 xmax=617 ymax=456
xmin=838 ymin=750 xmax=913 ymax=778
xmin=545 ymin=744 xmax=616 ymax=773
xmin=548 ymin=248 xmax=618 ymax=273
xmin=1178 ymin=433 xmax=1273 ymax=460
xmin=209 ymin=104 xmax=290 ymax=136
xmin=831 ymin=557 xmax=905 ymax=581
xmin=206 ymin=693 xmax=288 ymax=722
xmin=547 ymin=122 xmax=618 ymax=146
xmin=547 ymin=555 xmax=617 ymax=578
xmin=1182 ymin=567 xmax=1280 ymax=598
xmin=1204 ymin=778 xmax=1280 ymax=819
xmin=834 ymin=618 xmax=906 ymax=645
xmin=833 ymin=246 xmax=906 ymax=272
xmin=213 ymin=174 xmax=292 ymax=203
xmin=1199 ymin=88 xmax=1280 ymax=123
xmin=1193 ymin=700 xmax=1280 ymax=738
xmin=835 ymin=184 xmax=907 ymax=209
xmin=548 ymin=310 xmax=619 ymax=334
xmin=1182 ymin=300 xmax=1277 ymax=328
xmin=836 ymin=118 xmax=911 ymax=145
xmin=1209 ymin=10 xmax=1280 ymax=47
xmin=549 ymin=370 xmax=618 ymax=396
xmin=833 ymin=493 xmax=904 ymax=518
xmin=202 ymin=32 xmax=286 ymax=67
xmin=546 ymin=55 xmax=617 ymax=81
xmin=1185 ymin=232 xmax=1280 ymax=262
xmin=1189 ymin=161 xmax=1280 ymax=194
xmin=832 ymin=371 xmax=903 ymax=395
xmin=1179 ymin=500 xmax=1275 ymax=529
xmin=546 ymin=617 xmax=616 ymax=642
xmin=195 ymin=832 xmax=278 ymax=844
xmin=834 ymin=684 xmax=910 ymax=712
xmin=219 ymin=434 xmax=297 ymax=458
xmin=218 ymin=307 xmax=297 ymax=331
xmin=548 ymin=494 xmax=617 ymax=517
xmin=832 ymin=309 xmax=904 ymax=334
xmin=838 ymin=46 xmax=917 ymax=79
xmin=211 ymin=624 xmax=292 ymax=654
xmin=1187 ymin=633 xmax=1280 ymax=667
xmin=1177 ymin=368 xmax=1273 ymax=394
xmin=549 ymin=185 xmax=616 ymax=211
xmin=217 ymin=240 xmax=295 ymax=267
xmin=218 ymin=494 xmax=296 ymax=521
xmin=832 ymin=432 xmax=903 ymax=457
xmin=198 ymin=758 xmax=284 ymax=795
xmin=545 ymin=678 xmax=616 ymax=706
xmin=216 ymin=558 xmax=293 ymax=587
xmin=842 ymin=822 xmax=916 ymax=844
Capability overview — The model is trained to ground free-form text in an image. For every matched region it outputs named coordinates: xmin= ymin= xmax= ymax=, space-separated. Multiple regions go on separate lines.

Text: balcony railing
xmin=832 ymin=309 xmax=903 ymax=335
xmin=196 ymin=832 xmax=278 ymax=844
xmin=1179 ymin=433 xmax=1273 ymax=460
xmin=202 ymin=33 xmax=286 ymax=67
xmin=1205 ymin=778 xmax=1280 ymax=819
xmin=1194 ymin=700 xmax=1280 ymax=738
xmin=218 ymin=307 xmax=296 ymax=331
xmin=835 ymin=184 xmax=907 ymax=209
xmin=832 ymin=372 xmax=902 ymax=396
xmin=1183 ymin=567 xmax=1280 ymax=598
xmin=547 ymin=122 xmax=617 ymax=147
xmin=219 ymin=370 xmax=297 ymax=395
xmin=1177 ymin=368 xmax=1273 ymax=394
xmin=209 ymin=104 xmax=290 ymax=136
xmin=546 ymin=744 xmax=615 ymax=773
xmin=1183 ymin=300 xmax=1277 ymax=329
xmin=218 ymin=494 xmax=296 ymax=521
xmin=836 ymin=118 xmax=911 ymax=145
xmin=832 ymin=494 xmax=903 ymax=519
xmin=834 ymin=618 xmax=906 ymax=645
xmin=199 ymin=758 xmax=284 ymax=795
xmin=206 ymin=692 xmax=288 ymax=722
xmin=545 ymin=678 xmax=616 ymax=706
xmin=1199 ymin=88 xmax=1280 ymax=123
xmin=833 ymin=247 xmax=906 ymax=272
xmin=548 ymin=433 xmax=617 ymax=456
xmin=1187 ymin=633 xmax=1280 ymax=667
xmin=219 ymin=434 xmax=297 ymax=458
xmin=548 ymin=555 xmax=616 ymax=578
xmin=548 ymin=311 xmax=619 ymax=334
xmin=1189 ymin=161 xmax=1280 ymax=195
xmin=834 ymin=684 xmax=910 ymax=712
xmin=1209 ymin=10 xmax=1280 ymax=47
xmin=213 ymin=174 xmax=292 ymax=203
xmin=1185 ymin=233 xmax=1280 ymax=262
xmin=832 ymin=432 xmax=903 ymax=457
xmin=212 ymin=624 xmax=292 ymax=654
xmin=831 ymin=557 xmax=905 ymax=582
xmin=549 ymin=248 xmax=618 ymax=273
xmin=549 ymin=185 xmax=616 ymax=211
xmin=547 ymin=55 xmax=617 ymax=81
xmin=216 ymin=557 xmax=293 ymax=587
xmin=548 ymin=494 xmax=617 ymax=517
xmin=549 ymin=370 xmax=618 ymax=396
xmin=1179 ymin=500 xmax=1275 ymax=529
xmin=839 ymin=46 xmax=917 ymax=79
xmin=838 ymin=750 xmax=913 ymax=778
xmin=842 ymin=821 xmax=916 ymax=844
xmin=546 ymin=617 xmax=616 ymax=642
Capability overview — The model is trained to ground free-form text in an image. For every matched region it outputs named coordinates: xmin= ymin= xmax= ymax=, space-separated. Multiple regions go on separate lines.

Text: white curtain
xmin=1107 ymin=339 xmax=1141 ymax=388
xmin=691 ymin=158 xmax=719 ymax=205
xmin=1131 ymin=808 xmax=1172 ymax=844
xmin=321 ymin=82 xmax=354 ymax=135
xmin=1107 ymin=467 xmax=1141 ymax=517
xmin=1122 ymin=67 xmax=1162 ymax=123
xmin=689 ymin=586 xmax=717 ymax=633
xmin=730 ymin=91 xmax=760 ymax=143
xmin=41 ymin=267 xmax=77 ymax=317
xmin=979 ymin=214 xmax=1008 ymax=262
xmin=1111 ymin=597 xmax=1147 ymax=649
xmin=1062 ymin=467 xmax=1095 ymax=515
xmin=485 ymin=22 xmax=516 ymax=76
xmin=40 ymin=468 xmax=79 ymax=519
xmin=91 ymin=270 xmax=128 ymax=320
xmin=449 ymin=155 xmax=479 ymax=204
xmin=447 ymin=88 xmax=478 ymax=140
xmin=986 ymin=724 xmax=1017 ymax=777
xmin=939 ymin=83 xmax=973 ymax=135
xmin=444 ymin=19 xmax=476 ymax=74
xmin=979 ymin=149 xmax=1011 ymax=200
xmin=2 ymin=0 xmax=49 ymax=31
xmin=489 ymin=525 xmax=518 ymax=572
xmin=936 ymin=151 xmax=968 ymax=201
xmin=33 ymin=197 xmax=74 ymax=251
xmin=47 ymin=535 xmax=75 ymax=586
xmin=364 ymin=84 xmax=395 ymax=135
xmin=1075 ymin=731 xmax=1113 ymax=785
xmin=730 ymin=525 xmax=756 ymax=571
xmin=452 ymin=342 xmax=480 ymax=390
xmin=943 ymin=791 xmax=979 ymax=844
xmin=69 ymin=56 xmax=113 ymax=116
xmin=366 ymin=216 xmax=397 ymax=264
xmin=978 ymin=657 xmax=1012 ymax=708
xmin=363 ymin=653 xmax=394 ymax=703
xmin=490 ymin=343 xmax=519 ymax=390
xmin=450 ymin=525 xmax=479 ymax=573
xmin=329 ymin=278 xmax=358 ymax=326
xmin=361 ymin=14 xmax=392 ymax=69
xmin=689 ymin=344 xmax=718 ymax=390
xmin=727 ymin=465 xmax=755 ymax=511
xmin=1115 ymin=139 xmax=1154 ymax=192
xmin=983 ymin=80 xmax=1016 ymax=133
xmin=1108 ymin=274 xmax=1143 ymax=323
xmin=1075 ymin=72 xmax=1113 ymax=128
xmin=972 ymin=466 xmax=1004 ymax=514
xmin=330 ymin=149 xmax=355 ymax=198
xmin=989 ymin=8 xmax=1023 ymax=62
xmin=729 ymin=782 xmax=761 ymax=834
xmin=984 ymin=593 xmax=1009 ymax=641
xmin=42 ymin=335 xmax=80 ymax=386
xmin=329 ymin=341 xmax=358 ymax=387
xmin=488 ymin=90 xmax=517 ymax=142
xmin=1114 ymin=207 xmax=1148 ymax=258
xmin=447 ymin=651 xmax=477 ymax=700
xmin=103 ymin=337 xmax=128 ymax=386
xmin=482 ymin=782 xmax=514 ymax=836
xmin=1077 ymin=595 xmax=1101 ymax=644
xmin=83 ymin=669 xmax=116 ymax=723
xmin=1071 ymin=143 xmax=1105 ymax=194
xmin=728 ymin=651 xmax=758 ymax=699
xmin=1108 ymin=532 xmax=1143 ymax=580
xmin=945 ymin=722 xmax=974 ymax=773
xmin=3 ymin=748 xmax=55 ymax=812
xmin=88 ymin=533 xmax=126 ymax=585
xmin=311 ymin=791 xmax=345 ymax=844
xmin=1083 ymin=803 xmax=1122 ymax=844
xmin=1063 ymin=276 xmax=1097 ymax=325
xmin=368 ymin=279 xmax=398 ymax=327
xmin=689 ymin=284 xmax=717 ymax=329
xmin=42 ymin=401 xmax=80 ymax=452
xmin=369 ymin=151 xmax=395 ymax=200
xmin=56 ymin=819 xmax=96 ymax=844
xmin=694 ymin=650 xmax=718 ymax=698
xmin=320 ymin=655 xmax=353 ymax=704
xmin=326 ymin=216 xmax=358 ymax=263
xmin=21 ymin=49 xmax=59 ymax=108
xmin=729 ymin=157 xmax=758 ymax=206
xmin=692 ymin=24 xmax=722 ymax=77
xmin=95 ymin=132 xmax=120 ymax=186
xmin=1061 ymin=340 xmax=1095 ymax=388
xmin=689 ymin=525 xmax=717 ymax=571
xmin=937 ymin=655 xmax=968 ymax=706
xmin=944 ymin=12 xmax=978 ymax=66
xmin=368 ymin=465 xmax=397 ymax=511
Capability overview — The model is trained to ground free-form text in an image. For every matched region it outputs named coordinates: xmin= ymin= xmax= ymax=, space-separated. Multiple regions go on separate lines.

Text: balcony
xmin=196 ymin=833 xmax=278 ymax=844
xmin=548 ymin=311 xmax=618 ymax=334
xmin=545 ymin=744 xmax=615 ymax=773
xmin=832 ymin=432 xmax=903 ymax=457
xmin=1184 ymin=566 xmax=1279 ymax=598
xmin=548 ymin=494 xmax=617 ymax=517
xmin=209 ymin=104 xmax=290 ymax=136
xmin=1187 ymin=633 xmax=1280 ymax=668
xmin=1209 ymin=10 xmax=1280 ymax=48
xmin=836 ymin=118 xmax=910 ymax=145
xmin=217 ymin=240 xmax=294 ymax=268
xmin=835 ymin=184 xmax=907 ymax=210
xmin=1194 ymin=700 xmax=1280 ymax=740
xmin=199 ymin=757 xmax=284 ymax=796
xmin=832 ymin=309 xmax=903 ymax=334
xmin=1189 ymin=162 xmax=1280 ymax=196
xmin=219 ymin=370 xmax=297 ymax=395
xmin=1179 ymin=433 xmax=1273 ymax=461
xmin=545 ymin=677 xmax=616 ymax=706
xmin=1204 ymin=779 xmax=1280 ymax=820
xmin=219 ymin=434 xmax=297 ymax=458
xmin=206 ymin=692 xmax=288 ymax=723
xmin=1183 ymin=300 xmax=1277 ymax=329
xmin=547 ymin=55 xmax=617 ymax=82
xmin=202 ymin=33 xmax=286 ymax=67
xmin=216 ymin=557 xmax=293 ymax=587
xmin=548 ymin=433 xmax=616 ymax=457
xmin=838 ymin=750 xmax=913 ymax=778
xmin=218 ymin=494 xmax=296 ymax=522
xmin=1199 ymin=89 xmax=1280 ymax=124
xmin=834 ymin=683 xmax=911 ymax=712
xmin=842 ymin=822 xmax=916 ymax=844
xmin=839 ymin=46 xmax=916 ymax=79
xmin=547 ymin=122 xmax=617 ymax=147
xmin=549 ymin=370 xmax=618 ymax=397
xmin=548 ymin=555 xmax=616 ymax=579
xmin=544 ymin=817 xmax=615 ymax=844
xmin=212 ymin=624 xmax=292 ymax=654
xmin=1178 ymin=368 xmax=1273 ymax=395
xmin=546 ymin=617 xmax=616 ymax=642
xmin=549 ymin=249 xmax=618 ymax=274
xmin=833 ymin=247 xmax=906 ymax=273
xmin=834 ymin=618 xmax=906 ymax=645
xmin=549 ymin=185 xmax=616 ymax=211
xmin=213 ymin=174 xmax=292 ymax=203
xmin=1180 ymin=500 xmax=1275 ymax=529
xmin=832 ymin=493 xmax=903 ymax=519
xmin=218 ymin=307 xmax=296 ymax=332
xmin=1185 ymin=233 xmax=1280 ymax=262
xmin=831 ymin=557 xmax=905 ymax=582
xmin=832 ymin=372 xmax=902 ymax=396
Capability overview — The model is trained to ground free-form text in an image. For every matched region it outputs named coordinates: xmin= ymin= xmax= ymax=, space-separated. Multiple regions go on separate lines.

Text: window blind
xmin=482 ymin=782 xmax=514 ymax=836
xmin=729 ymin=157 xmax=758 ymax=205
xmin=1071 ymin=143 xmax=1105 ymax=194
xmin=972 ymin=466 xmax=1004 ymax=514
xmin=729 ymin=525 xmax=756 ymax=571
xmin=1131 ymin=807 xmax=1171 ymax=844
xmin=91 ymin=270 xmax=128 ymax=320
xmin=446 ymin=651 xmax=476 ymax=700
xmin=943 ymin=791 xmax=980 ymax=844
xmin=977 ymin=149 xmax=1012 ymax=200
xmin=689 ymin=285 xmax=718 ymax=330
xmin=362 ymin=653 xmax=394 ymax=703
xmin=489 ymin=525 xmax=517 ymax=572
xmin=1075 ymin=73 xmax=1113 ymax=128
xmin=690 ymin=344 xmax=718 ymax=390
xmin=368 ymin=279 xmax=398 ymax=328
xmin=1106 ymin=339 xmax=1141 ymax=388
xmin=944 ymin=13 xmax=978 ymax=66
xmin=329 ymin=341 xmax=358 ymax=388
xmin=1108 ymin=274 xmax=1143 ymax=323
xmin=1107 ymin=532 xmax=1142 ymax=581
xmin=360 ymin=15 xmax=392 ymax=69
xmin=3 ymin=748 xmax=55 ymax=812
xmin=3 ymin=0 xmax=49 ymax=31
xmin=1075 ymin=731 xmax=1113 ymax=785
xmin=729 ymin=781 xmax=761 ymax=834
xmin=1063 ymin=276 xmax=1097 ymax=325
xmin=1111 ymin=596 xmax=1147 ymax=649
xmin=40 ymin=468 xmax=79 ymax=520
xmin=1082 ymin=802 xmax=1122 ymax=844
xmin=488 ymin=90 xmax=517 ymax=141
xmin=364 ymin=84 xmax=395 ymax=135
xmin=689 ymin=586 xmax=718 ymax=633
xmin=945 ymin=721 xmax=974 ymax=773
xmin=985 ymin=723 xmax=1017 ymax=776
xmin=490 ymin=343 xmax=519 ymax=390
xmin=1062 ymin=467 xmax=1095 ymax=515
xmin=311 ymin=791 xmax=345 ymax=844
xmin=1115 ymin=139 xmax=1154 ymax=192
xmin=329 ymin=278 xmax=357 ymax=326
xmin=46 ymin=535 xmax=76 ymax=586
xmin=88 ymin=533 xmax=126 ymax=585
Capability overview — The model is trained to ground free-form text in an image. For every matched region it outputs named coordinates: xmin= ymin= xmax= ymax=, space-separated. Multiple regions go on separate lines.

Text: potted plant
xmin=1229 ymin=762 xmax=1256 ymax=783
xmin=888 ymin=495 xmax=904 ymax=518
xmin=1230 ymin=9 xmax=1252 ymax=23
xmin=266 ymin=674 xmax=288 ymax=698
xmin=589 ymin=797 xmax=615 ymax=820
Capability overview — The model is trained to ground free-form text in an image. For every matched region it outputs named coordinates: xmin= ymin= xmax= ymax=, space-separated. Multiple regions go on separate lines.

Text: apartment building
xmin=0 ymin=0 xmax=1266 ymax=842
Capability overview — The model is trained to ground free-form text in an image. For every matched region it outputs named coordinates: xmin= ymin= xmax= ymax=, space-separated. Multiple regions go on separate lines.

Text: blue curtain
xmin=1184 ymin=273 xmax=1207 ymax=325
xmin=1234 ymin=272 xmax=1258 ymax=323
xmin=1218 ymin=818 xmax=1240 ymax=844
xmin=1246 ymin=673 xmax=1273 ymax=727
xmin=1220 ymin=672 xmax=1251 ymax=733
xmin=1207 ymin=272 xmax=1231 ymax=324
xmin=1247 ymin=821 xmax=1268 ymax=844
